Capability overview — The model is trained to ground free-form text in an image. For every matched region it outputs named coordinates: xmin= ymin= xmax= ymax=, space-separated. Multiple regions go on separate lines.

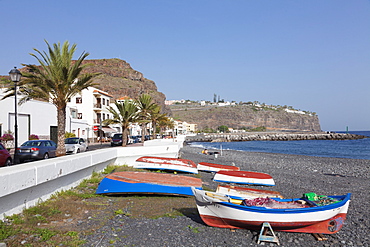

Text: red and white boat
xmin=197 ymin=162 xmax=240 ymax=172
xmin=216 ymin=185 xmax=283 ymax=199
xmin=134 ymin=156 xmax=198 ymax=174
xmin=213 ymin=170 xmax=275 ymax=186
xmin=192 ymin=187 xmax=351 ymax=234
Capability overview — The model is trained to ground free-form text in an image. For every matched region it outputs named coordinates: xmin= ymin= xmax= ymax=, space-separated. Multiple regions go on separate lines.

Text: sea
xmin=189 ymin=131 xmax=370 ymax=160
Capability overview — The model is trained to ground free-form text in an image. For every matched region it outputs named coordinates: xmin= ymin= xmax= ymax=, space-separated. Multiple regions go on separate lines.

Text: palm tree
xmin=158 ymin=117 xmax=175 ymax=138
xmin=2 ymin=40 xmax=99 ymax=156
xmin=136 ymin=94 xmax=157 ymax=142
xmin=103 ymin=100 xmax=140 ymax=146
xmin=149 ymin=105 xmax=168 ymax=139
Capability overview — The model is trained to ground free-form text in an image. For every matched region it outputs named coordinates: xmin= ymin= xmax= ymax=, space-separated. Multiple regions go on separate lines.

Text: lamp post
xmin=9 ymin=67 xmax=22 ymax=164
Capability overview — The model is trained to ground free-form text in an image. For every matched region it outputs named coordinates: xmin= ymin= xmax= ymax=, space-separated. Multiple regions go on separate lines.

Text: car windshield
xmin=22 ymin=141 xmax=43 ymax=147
xmin=65 ymin=138 xmax=79 ymax=144
xmin=113 ymin=134 xmax=122 ymax=139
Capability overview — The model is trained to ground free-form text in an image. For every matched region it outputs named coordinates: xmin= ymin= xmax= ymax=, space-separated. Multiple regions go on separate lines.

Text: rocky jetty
xmin=186 ymin=132 xmax=367 ymax=142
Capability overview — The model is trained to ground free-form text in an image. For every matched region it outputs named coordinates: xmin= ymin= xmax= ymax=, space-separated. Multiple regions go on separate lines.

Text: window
xmin=107 ymin=100 xmax=109 ymax=105
xmin=77 ymin=113 xmax=82 ymax=119
xmin=71 ymin=110 xmax=77 ymax=118
xmin=76 ymin=97 xmax=82 ymax=104
xmin=103 ymin=113 xmax=105 ymax=120
xmin=82 ymin=130 xmax=85 ymax=135
xmin=103 ymin=98 xmax=105 ymax=105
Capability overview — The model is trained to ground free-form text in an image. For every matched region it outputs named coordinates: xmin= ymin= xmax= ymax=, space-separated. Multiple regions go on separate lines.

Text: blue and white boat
xmin=192 ymin=187 xmax=351 ymax=234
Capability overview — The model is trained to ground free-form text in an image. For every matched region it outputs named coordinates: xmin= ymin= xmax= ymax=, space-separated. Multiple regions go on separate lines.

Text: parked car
xmin=111 ymin=133 xmax=123 ymax=146
xmin=17 ymin=140 xmax=57 ymax=162
xmin=0 ymin=143 xmax=12 ymax=167
xmin=65 ymin=137 xmax=88 ymax=154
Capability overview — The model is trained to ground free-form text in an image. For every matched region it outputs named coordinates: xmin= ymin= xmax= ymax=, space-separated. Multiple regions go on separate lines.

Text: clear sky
xmin=1 ymin=0 xmax=369 ymax=131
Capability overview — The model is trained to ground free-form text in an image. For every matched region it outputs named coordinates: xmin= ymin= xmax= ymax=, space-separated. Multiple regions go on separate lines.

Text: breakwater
xmin=185 ymin=132 xmax=367 ymax=143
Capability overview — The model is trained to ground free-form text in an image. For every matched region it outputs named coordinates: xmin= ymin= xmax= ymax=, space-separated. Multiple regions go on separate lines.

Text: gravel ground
xmin=82 ymin=145 xmax=370 ymax=247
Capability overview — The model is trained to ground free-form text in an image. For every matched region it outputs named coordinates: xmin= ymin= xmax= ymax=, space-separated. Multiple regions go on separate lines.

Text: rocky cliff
xmin=170 ymin=105 xmax=321 ymax=131
xmin=81 ymin=58 xmax=170 ymax=113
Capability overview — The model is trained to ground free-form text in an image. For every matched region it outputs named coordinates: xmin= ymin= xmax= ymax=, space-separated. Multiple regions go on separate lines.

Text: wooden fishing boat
xmin=216 ymin=185 xmax=283 ymax=199
xmin=134 ymin=156 xmax=198 ymax=174
xmin=192 ymin=187 xmax=351 ymax=234
xmin=213 ymin=170 xmax=275 ymax=186
xmin=197 ymin=162 xmax=240 ymax=172
xmin=96 ymin=171 xmax=202 ymax=196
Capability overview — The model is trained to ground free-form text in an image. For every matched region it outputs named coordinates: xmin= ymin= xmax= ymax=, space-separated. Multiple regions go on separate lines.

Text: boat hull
xmin=192 ymin=188 xmax=350 ymax=234
xmin=197 ymin=162 xmax=240 ymax=172
xmin=213 ymin=170 xmax=275 ymax=186
xmin=135 ymin=156 xmax=198 ymax=174
xmin=96 ymin=172 xmax=202 ymax=196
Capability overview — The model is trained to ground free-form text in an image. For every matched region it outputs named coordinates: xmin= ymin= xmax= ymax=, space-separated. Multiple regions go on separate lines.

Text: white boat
xmin=213 ymin=170 xmax=275 ymax=186
xmin=134 ymin=156 xmax=198 ymax=174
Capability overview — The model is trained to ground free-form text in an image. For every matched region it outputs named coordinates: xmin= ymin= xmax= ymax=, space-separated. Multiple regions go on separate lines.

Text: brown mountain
xmin=81 ymin=58 xmax=170 ymax=113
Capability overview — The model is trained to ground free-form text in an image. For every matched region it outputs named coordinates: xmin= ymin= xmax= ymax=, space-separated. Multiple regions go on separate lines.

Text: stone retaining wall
xmin=186 ymin=132 xmax=367 ymax=142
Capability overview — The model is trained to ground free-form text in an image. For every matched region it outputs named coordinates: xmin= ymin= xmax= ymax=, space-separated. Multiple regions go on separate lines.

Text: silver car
xmin=18 ymin=140 xmax=57 ymax=162
xmin=65 ymin=138 xmax=88 ymax=154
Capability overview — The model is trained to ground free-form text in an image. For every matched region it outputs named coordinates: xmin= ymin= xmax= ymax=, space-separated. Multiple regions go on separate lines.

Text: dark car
xmin=0 ymin=143 xmax=12 ymax=166
xmin=111 ymin=133 xmax=123 ymax=146
xmin=18 ymin=140 xmax=57 ymax=163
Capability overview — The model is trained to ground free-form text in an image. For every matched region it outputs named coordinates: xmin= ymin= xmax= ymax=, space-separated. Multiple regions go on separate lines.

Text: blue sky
xmin=1 ymin=0 xmax=369 ymax=131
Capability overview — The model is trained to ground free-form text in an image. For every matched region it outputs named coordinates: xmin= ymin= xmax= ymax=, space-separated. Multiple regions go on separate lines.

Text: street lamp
xmin=9 ymin=67 xmax=22 ymax=164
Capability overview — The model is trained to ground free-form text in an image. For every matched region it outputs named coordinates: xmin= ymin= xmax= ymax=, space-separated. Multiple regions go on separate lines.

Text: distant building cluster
xmin=166 ymin=97 xmax=315 ymax=116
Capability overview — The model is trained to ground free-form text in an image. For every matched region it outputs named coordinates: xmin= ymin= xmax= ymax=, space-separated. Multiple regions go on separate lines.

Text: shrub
xmin=0 ymin=133 xmax=14 ymax=142
xmin=29 ymin=134 xmax=39 ymax=140
xmin=65 ymin=132 xmax=76 ymax=138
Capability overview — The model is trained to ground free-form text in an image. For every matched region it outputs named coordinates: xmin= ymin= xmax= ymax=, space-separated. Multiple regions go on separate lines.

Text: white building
xmin=66 ymin=87 xmax=115 ymax=141
xmin=0 ymin=88 xmax=57 ymax=147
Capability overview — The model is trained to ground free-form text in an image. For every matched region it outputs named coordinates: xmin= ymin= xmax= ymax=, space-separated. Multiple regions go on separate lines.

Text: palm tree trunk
xmin=122 ymin=126 xmax=128 ymax=147
xmin=152 ymin=122 xmax=157 ymax=139
xmin=141 ymin=123 xmax=146 ymax=143
xmin=56 ymin=105 xmax=66 ymax=156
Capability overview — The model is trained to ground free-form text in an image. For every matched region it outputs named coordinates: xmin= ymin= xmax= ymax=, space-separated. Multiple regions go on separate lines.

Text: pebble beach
xmin=82 ymin=145 xmax=370 ymax=247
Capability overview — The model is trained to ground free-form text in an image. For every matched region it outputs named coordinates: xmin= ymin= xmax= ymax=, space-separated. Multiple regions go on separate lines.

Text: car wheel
xmin=5 ymin=158 xmax=12 ymax=166
xmin=43 ymin=153 xmax=49 ymax=159
xmin=76 ymin=148 xmax=80 ymax=153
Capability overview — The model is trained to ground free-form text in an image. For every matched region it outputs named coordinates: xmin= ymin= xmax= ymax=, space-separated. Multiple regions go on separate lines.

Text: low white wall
xmin=0 ymin=141 xmax=182 ymax=219
xmin=114 ymin=138 xmax=183 ymax=165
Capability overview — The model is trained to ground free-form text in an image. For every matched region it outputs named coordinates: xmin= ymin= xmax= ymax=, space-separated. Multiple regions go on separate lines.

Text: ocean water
xmin=190 ymin=131 xmax=370 ymax=160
